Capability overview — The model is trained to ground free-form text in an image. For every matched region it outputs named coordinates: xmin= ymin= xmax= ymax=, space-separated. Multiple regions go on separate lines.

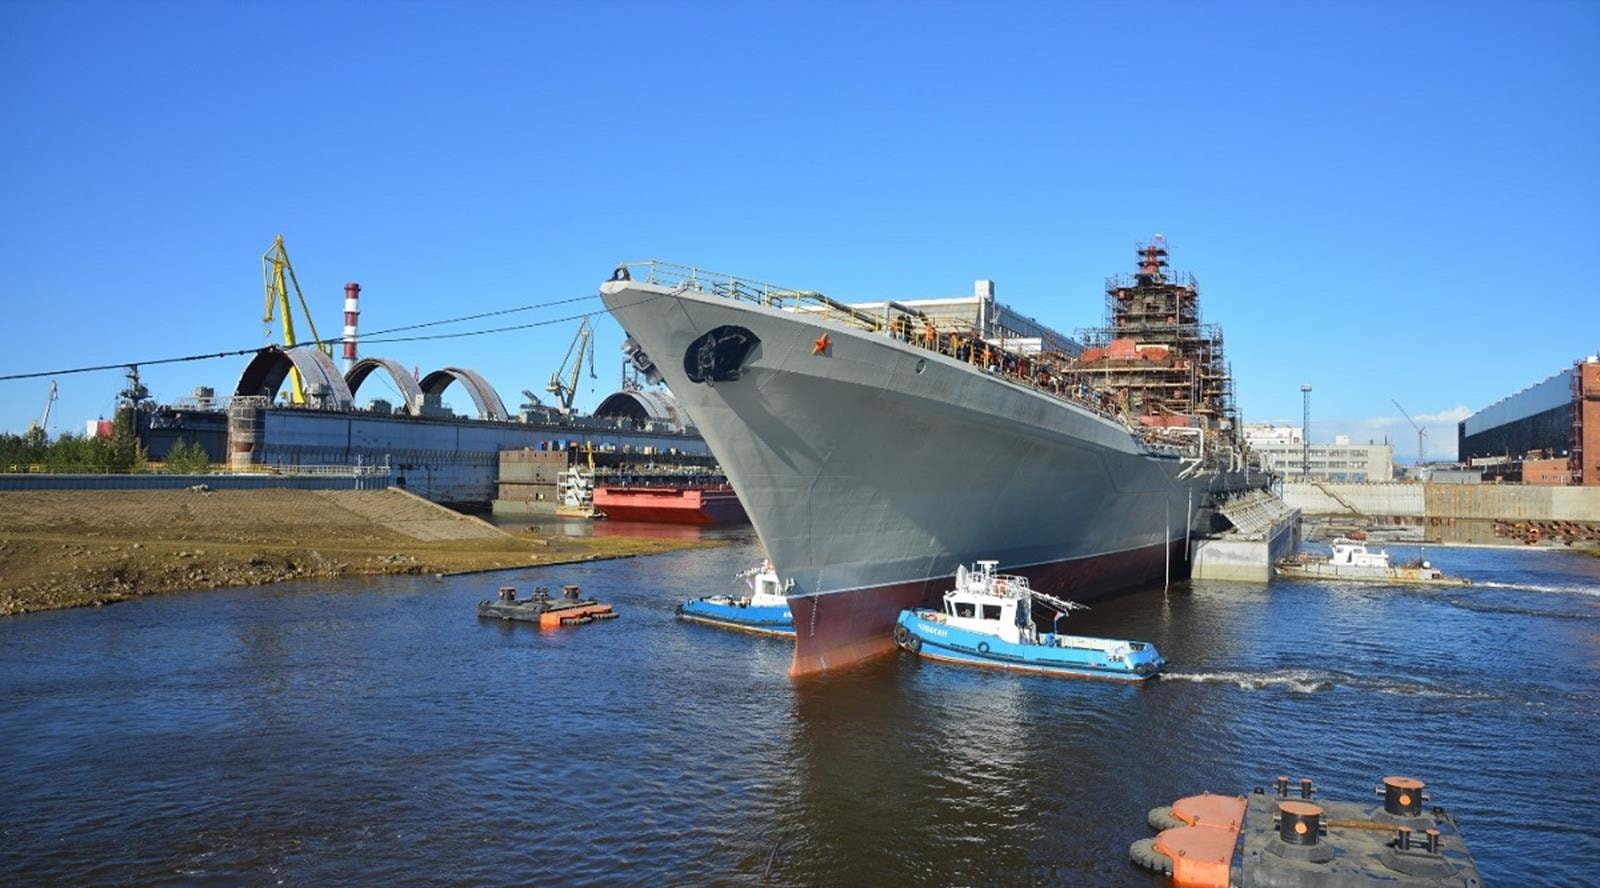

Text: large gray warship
xmin=601 ymin=240 xmax=1263 ymax=674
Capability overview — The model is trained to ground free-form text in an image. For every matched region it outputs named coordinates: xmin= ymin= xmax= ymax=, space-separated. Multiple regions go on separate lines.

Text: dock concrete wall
xmin=0 ymin=473 xmax=390 ymax=492
xmin=1424 ymin=484 xmax=1600 ymax=522
xmin=1190 ymin=508 xmax=1301 ymax=582
xmin=1284 ymin=479 xmax=1600 ymax=544
xmin=1286 ymin=480 xmax=1600 ymax=522
xmin=1281 ymin=482 xmax=1424 ymax=517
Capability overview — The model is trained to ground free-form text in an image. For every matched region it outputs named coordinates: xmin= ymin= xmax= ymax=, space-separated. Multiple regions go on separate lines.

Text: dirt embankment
xmin=0 ymin=488 xmax=713 ymax=614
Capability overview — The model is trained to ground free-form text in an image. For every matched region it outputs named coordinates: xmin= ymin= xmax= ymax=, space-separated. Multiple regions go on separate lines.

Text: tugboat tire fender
xmin=907 ymin=635 xmax=921 ymax=653
xmin=1147 ymin=805 xmax=1184 ymax=831
xmin=978 ymin=642 xmax=990 ymax=654
xmin=1128 ymin=837 xmax=1173 ymax=875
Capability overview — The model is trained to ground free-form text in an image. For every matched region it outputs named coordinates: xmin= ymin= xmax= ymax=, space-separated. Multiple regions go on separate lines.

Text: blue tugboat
xmin=676 ymin=561 xmax=794 ymax=636
xmin=894 ymin=561 xmax=1164 ymax=680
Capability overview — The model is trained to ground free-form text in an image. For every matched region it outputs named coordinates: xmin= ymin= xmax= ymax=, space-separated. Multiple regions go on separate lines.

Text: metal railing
xmin=625 ymin=259 xmax=898 ymax=333
xmin=628 ymin=260 xmax=807 ymax=306
xmin=251 ymin=463 xmax=392 ymax=477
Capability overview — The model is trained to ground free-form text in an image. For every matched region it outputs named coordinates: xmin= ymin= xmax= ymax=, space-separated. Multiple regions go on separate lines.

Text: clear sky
xmin=2 ymin=0 xmax=1595 ymax=460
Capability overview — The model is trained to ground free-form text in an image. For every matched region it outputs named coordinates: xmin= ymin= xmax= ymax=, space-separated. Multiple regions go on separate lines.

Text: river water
xmin=3 ymin=533 xmax=1598 ymax=886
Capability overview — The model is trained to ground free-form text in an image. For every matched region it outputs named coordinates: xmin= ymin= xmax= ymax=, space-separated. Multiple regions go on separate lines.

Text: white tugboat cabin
xmin=1327 ymin=539 xmax=1393 ymax=569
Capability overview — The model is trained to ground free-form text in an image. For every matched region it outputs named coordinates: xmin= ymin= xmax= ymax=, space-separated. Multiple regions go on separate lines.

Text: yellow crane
xmin=28 ymin=380 xmax=57 ymax=435
xmin=261 ymin=235 xmax=328 ymax=404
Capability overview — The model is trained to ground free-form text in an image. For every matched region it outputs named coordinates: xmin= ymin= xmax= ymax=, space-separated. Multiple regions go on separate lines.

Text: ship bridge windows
xmin=953 ymin=602 xmax=976 ymax=618
xmin=982 ymin=604 xmax=1002 ymax=621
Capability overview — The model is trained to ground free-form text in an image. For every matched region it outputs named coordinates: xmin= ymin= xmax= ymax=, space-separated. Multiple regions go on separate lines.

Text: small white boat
xmin=894 ymin=561 xmax=1164 ymax=680
xmin=1276 ymin=538 xmax=1471 ymax=587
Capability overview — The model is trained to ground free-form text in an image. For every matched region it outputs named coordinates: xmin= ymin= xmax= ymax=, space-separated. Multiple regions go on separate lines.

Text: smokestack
xmin=342 ymin=282 xmax=361 ymax=372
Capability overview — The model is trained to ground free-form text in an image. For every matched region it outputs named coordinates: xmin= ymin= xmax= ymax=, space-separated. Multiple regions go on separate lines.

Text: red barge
xmin=592 ymin=484 xmax=747 ymax=525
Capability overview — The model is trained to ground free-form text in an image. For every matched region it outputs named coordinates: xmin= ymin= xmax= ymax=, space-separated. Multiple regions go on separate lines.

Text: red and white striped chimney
xmin=342 ymin=282 xmax=361 ymax=372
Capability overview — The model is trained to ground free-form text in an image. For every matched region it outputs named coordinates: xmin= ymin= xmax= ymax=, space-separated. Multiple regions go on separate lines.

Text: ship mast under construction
xmin=1075 ymin=235 xmax=1239 ymax=439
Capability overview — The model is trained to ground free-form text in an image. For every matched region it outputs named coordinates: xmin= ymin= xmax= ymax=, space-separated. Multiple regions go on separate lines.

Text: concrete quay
xmin=1280 ymin=481 xmax=1600 ymax=546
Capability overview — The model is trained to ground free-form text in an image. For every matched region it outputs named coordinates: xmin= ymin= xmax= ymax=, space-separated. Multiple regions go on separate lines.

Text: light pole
xmin=1300 ymin=384 xmax=1312 ymax=478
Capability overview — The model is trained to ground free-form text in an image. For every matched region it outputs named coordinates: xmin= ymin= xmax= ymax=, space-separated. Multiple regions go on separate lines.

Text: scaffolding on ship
xmin=1074 ymin=236 xmax=1240 ymax=443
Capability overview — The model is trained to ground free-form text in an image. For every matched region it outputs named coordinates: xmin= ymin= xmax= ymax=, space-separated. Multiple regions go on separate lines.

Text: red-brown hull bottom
xmin=787 ymin=539 xmax=1185 ymax=677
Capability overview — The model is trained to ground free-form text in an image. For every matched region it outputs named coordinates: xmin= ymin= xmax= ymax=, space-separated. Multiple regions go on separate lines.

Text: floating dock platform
xmin=1131 ymin=774 xmax=1481 ymax=887
xmin=477 ymin=585 xmax=618 ymax=627
xmin=594 ymin=484 xmax=747 ymax=525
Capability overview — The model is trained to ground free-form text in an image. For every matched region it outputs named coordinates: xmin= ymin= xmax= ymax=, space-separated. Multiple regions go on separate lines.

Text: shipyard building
xmin=1243 ymin=424 xmax=1393 ymax=481
xmin=131 ymin=345 xmax=714 ymax=509
xmin=1457 ymin=356 xmax=1600 ymax=485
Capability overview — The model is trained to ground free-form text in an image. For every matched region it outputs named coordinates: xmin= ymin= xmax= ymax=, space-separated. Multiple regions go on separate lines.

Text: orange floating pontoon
xmin=538 ymin=603 xmax=616 ymax=628
xmin=1140 ymin=793 xmax=1245 ymax=888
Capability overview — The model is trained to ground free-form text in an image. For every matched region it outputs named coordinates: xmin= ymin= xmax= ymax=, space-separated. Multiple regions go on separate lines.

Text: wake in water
xmin=1471 ymin=580 xmax=1600 ymax=598
xmin=1440 ymin=592 xmax=1598 ymax=622
xmin=1161 ymin=669 xmax=1336 ymax=694
xmin=1161 ymin=668 xmax=1504 ymax=701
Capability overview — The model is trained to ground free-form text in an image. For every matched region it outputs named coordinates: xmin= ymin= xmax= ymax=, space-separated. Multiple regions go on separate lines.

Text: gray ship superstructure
xmin=601 ymin=247 xmax=1262 ymax=675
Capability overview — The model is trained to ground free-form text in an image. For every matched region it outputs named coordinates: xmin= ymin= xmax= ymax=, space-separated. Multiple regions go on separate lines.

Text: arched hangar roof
xmin=419 ymin=366 xmax=510 ymax=422
xmin=345 ymin=357 xmax=424 ymax=412
xmin=234 ymin=346 xmax=354 ymax=409
xmin=593 ymin=389 xmax=685 ymax=429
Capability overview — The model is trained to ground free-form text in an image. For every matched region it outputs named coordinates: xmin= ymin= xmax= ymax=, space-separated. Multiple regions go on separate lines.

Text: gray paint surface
xmin=602 ymin=280 xmax=1256 ymax=601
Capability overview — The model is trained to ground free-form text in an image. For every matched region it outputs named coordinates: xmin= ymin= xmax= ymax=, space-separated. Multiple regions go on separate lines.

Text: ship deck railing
xmin=620 ymin=260 xmax=1229 ymax=466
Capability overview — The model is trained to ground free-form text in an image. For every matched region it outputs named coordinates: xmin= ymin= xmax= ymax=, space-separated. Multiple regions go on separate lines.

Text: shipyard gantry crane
xmin=547 ymin=317 xmax=597 ymax=414
xmin=262 ymin=235 xmax=329 ymax=405
xmin=1392 ymin=398 xmax=1427 ymax=467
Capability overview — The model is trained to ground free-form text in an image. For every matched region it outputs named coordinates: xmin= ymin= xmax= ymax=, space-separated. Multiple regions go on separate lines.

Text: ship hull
xmin=601 ymin=279 xmax=1256 ymax=675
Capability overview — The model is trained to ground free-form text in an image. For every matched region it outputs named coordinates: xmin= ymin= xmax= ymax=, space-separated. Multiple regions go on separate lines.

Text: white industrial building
xmin=1244 ymin=424 xmax=1394 ymax=482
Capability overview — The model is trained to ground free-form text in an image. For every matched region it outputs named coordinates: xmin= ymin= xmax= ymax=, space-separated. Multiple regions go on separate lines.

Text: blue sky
xmin=2 ymin=1 xmax=1595 ymax=459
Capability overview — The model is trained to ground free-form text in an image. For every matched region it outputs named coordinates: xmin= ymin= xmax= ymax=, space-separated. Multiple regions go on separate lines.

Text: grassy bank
xmin=0 ymin=488 xmax=716 ymax=614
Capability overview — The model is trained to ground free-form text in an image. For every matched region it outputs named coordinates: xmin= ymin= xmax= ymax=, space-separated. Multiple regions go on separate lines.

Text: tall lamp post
xmin=1300 ymin=384 xmax=1313 ymax=478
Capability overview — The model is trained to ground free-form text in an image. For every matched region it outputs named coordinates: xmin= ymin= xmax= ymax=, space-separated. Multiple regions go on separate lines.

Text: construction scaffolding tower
xmin=1074 ymin=236 xmax=1239 ymax=438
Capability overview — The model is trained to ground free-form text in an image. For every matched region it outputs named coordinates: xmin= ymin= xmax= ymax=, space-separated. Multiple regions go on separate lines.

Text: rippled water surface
xmin=3 ymin=537 xmax=1598 ymax=885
